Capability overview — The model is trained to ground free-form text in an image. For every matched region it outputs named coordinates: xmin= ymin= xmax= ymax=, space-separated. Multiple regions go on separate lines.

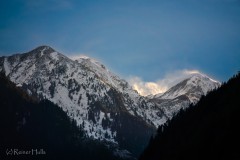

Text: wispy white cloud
xmin=128 ymin=77 xmax=167 ymax=96
xmin=128 ymin=69 xmax=203 ymax=96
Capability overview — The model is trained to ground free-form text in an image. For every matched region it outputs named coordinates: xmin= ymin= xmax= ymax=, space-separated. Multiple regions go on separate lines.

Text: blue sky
xmin=0 ymin=0 xmax=240 ymax=88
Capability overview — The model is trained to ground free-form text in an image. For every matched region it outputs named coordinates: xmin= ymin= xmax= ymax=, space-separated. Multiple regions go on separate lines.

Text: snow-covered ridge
xmin=75 ymin=56 xmax=123 ymax=90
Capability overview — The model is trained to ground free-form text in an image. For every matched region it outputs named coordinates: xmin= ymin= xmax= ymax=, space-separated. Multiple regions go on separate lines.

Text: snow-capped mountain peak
xmin=149 ymin=72 xmax=220 ymax=119
xmin=28 ymin=45 xmax=56 ymax=57
xmin=187 ymin=73 xmax=220 ymax=94
xmin=159 ymin=73 xmax=220 ymax=103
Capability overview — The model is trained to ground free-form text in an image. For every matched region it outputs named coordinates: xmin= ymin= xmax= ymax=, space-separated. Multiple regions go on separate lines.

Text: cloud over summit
xmin=128 ymin=70 xmax=205 ymax=96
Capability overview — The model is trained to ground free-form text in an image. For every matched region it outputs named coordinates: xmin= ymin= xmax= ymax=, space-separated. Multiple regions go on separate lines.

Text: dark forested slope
xmin=140 ymin=73 xmax=240 ymax=160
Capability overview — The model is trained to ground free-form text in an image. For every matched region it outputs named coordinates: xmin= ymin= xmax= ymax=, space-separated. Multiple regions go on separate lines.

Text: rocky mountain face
xmin=0 ymin=46 xmax=220 ymax=156
xmin=149 ymin=74 xmax=221 ymax=118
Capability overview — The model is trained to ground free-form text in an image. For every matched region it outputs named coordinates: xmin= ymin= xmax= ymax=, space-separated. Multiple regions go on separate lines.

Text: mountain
xmin=149 ymin=73 xmax=220 ymax=118
xmin=140 ymin=73 xmax=240 ymax=160
xmin=0 ymin=46 xmax=165 ymax=157
xmin=0 ymin=45 xmax=220 ymax=157
xmin=156 ymin=73 xmax=220 ymax=102
xmin=0 ymin=73 xmax=129 ymax=160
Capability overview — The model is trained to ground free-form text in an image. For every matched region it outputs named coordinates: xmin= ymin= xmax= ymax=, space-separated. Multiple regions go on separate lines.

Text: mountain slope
xmin=150 ymin=73 xmax=220 ymax=118
xmin=0 ymin=46 xmax=165 ymax=156
xmin=0 ymin=73 xmax=128 ymax=160
xmin=140 ymin=73 xmax=240 ymax=160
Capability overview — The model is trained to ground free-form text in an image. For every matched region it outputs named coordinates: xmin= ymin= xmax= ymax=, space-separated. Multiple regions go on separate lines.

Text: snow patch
xmin=3 ymin=58 xmax=10 ymax=75
xmin=50 ymin=52 xmax=59 ymax=61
